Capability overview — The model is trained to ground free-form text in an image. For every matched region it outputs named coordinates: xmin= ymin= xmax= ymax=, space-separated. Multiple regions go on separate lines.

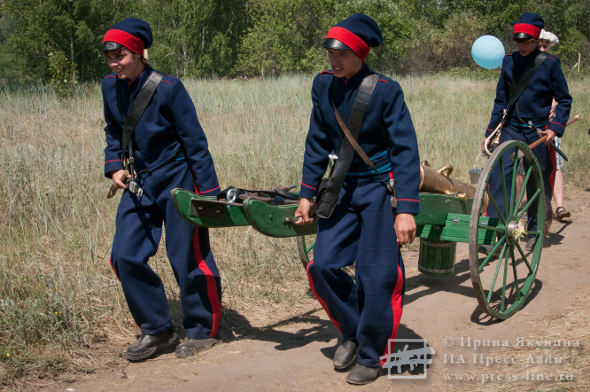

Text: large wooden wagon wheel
xmin=469 ymin=140 xmax=545 ymax=319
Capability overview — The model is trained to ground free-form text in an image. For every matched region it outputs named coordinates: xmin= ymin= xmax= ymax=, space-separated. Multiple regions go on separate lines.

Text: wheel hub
xmin=507 ymin=220 xmax=526 ymax=241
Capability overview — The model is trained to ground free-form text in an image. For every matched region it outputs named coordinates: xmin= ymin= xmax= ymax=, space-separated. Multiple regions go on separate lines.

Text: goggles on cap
xmin=101 ymin=41 xmax=122 ymax=52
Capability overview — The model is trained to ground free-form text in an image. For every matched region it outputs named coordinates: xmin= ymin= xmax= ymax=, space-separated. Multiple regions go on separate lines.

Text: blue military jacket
xmin=300 ymin=64 xmax=420 ymax=215
xmin=486 ymin=48 xmax=571 ymax=137
xmin=102 ymin=65 xmax=219 ymax=195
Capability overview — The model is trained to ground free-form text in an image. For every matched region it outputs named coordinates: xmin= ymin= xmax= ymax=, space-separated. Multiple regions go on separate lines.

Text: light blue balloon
xmin=471 ymin=35 xmax=505 ymax=69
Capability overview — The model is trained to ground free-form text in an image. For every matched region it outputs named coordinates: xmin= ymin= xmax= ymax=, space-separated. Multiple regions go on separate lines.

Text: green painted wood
xmin=244 ymin=198 xmax=317 ymax=237
xmin=414 ymin=193 xmax=473 ymax=226
xmin=440 ymin=213 xmax=500 ymax=244
xmin=171 ymin=188 xmax=249 ymax=227
xmin=416 ymin=224 xmax=443 ymax=241
xmin=418 ymin=238 xmax=456 ymax=276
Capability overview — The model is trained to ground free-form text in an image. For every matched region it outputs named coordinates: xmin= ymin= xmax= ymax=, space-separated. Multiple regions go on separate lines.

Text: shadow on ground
xmin=404 ymin=258 xmax=474 ymax=306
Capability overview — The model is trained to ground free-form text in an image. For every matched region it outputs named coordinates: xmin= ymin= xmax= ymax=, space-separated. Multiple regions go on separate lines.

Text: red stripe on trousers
xmin=109 ymin=258 xmax=120 ymax=280
xmin=380 ymin=262 xmax=404 ymax=366
xmin=187 ymin=163 xmax=220 ymax=335
xmin=193 ymin=228 xmax=221 ymax=337
xmin=306 ymin=260 xmax=342 ymax=333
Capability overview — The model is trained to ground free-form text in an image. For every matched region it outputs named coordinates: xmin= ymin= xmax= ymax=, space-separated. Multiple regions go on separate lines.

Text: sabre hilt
xmin=483 ymin=111 xmax=506 ymax=157
xmin=126 ymin=179 xmax=144 ymax=197
xmin=284 ymin=215 xmax=302 ymax=224
xmin=125 ymin=157 xmax=144 ymax=197
xmin=527 ymin=121 xmax=568 ymax=162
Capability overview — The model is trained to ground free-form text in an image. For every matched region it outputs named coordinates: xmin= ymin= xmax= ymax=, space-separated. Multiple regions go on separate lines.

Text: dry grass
xmin=0 ymin=73 xmax=589 ymax=389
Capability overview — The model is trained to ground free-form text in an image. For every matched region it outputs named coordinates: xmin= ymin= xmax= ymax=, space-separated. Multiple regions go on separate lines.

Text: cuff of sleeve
xmin=548 ymin=123 xmax=564 ymax=137
xmin=299 ymin=184 xmax=317 ymax=200
xmin=104 ymin=160 xmax=124 ymax=178
xmin=396 ymin=199 xmax=420 ymax=215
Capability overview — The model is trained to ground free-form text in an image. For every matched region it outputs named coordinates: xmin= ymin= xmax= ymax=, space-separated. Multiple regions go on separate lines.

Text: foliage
xmin=0 ymin=13 xmax=21 ymax=80
xmin=48 ymin=50 xmax=77 ymax=97
xmin=403 ymin=11 xmax=488 ymax=74
xmin=2 ymin=0 xmax=134 ymax=82
xmin=234 ymin=0 xmax=337 ymax=77
xmin=142 ymin=0 xmax=248 ymax=77
xmin=0 ymin=0 xmax=588 ymax=88
xmin=334 ymin=0 xmax=418 ymax=73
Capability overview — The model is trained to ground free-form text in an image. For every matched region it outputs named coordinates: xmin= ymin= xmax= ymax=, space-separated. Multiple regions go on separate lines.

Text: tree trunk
xmin=70 ymin=38 xmax=77 ymax=83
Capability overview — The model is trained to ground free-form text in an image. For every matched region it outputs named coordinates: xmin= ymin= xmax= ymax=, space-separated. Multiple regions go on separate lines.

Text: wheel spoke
xmin=510 ymin=246 xmax=521 ymax=300
xmin=486 ymin=242 xmax=507 ymax=303
xmin=477 ymin=224 xmax=506 ymax=233
xmin=514 ymin=166 xmax=533 ymax=217
xmin=515 ymin=188 xmax=541 ymax=222
xmin=500 ymin=155 xmax=510 ymax=218
xmin=485 ymin=188 xmax=507 ymax=224
xmin=515 ymin=240 xmax=533 ymax=273
xmin=478 ymin=235 xmax=506 ymax=272
xmin=500 ymin=247 xmax=509 ymax=312
xmin=509 ymin=155 xmax=520 ymax=216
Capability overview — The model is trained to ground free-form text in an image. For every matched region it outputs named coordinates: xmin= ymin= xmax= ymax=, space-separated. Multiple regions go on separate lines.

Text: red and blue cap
xmin=513 ymin=12 xmax=544 ymax=40
xmin=102 ymin=17 xmax=152 ymax=54
xmin=322 ymin=13 xmax=382 ymax=60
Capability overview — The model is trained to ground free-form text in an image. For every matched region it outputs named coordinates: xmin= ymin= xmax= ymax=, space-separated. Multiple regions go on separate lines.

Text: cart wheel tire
xmin=469 ymin=140 xmax=545 ymax=319
xmin=296 ymin=235 xmax=315 ymax=270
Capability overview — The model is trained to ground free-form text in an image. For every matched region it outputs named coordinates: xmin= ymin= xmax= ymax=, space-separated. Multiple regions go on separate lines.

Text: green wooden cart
xmin=172 ymin=140 xmax=545 ymax=320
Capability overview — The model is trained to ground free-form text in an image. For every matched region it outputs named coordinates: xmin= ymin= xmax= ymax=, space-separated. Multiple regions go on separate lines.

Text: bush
xmin=48 ymin=51 xmax=77 ymax=98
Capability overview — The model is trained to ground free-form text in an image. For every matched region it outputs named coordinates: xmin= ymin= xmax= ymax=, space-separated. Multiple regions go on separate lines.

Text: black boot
xmin=346 ymin=364 xmax=381 ymax=385
xmin=126 ymin=328 xmax=178 ymax=362
xmin=175 ymin=337 xmax=218 ymax=358
xmin=333 ymin=339 xmax=358 ymax=371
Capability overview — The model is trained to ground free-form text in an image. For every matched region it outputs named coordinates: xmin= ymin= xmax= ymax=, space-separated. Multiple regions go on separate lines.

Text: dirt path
xmin=42 ymin=189 xmax=590 ymax=392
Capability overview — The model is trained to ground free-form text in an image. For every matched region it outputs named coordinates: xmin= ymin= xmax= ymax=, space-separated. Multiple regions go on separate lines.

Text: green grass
xmin=0 ymin=73 xmax=589 ymax=387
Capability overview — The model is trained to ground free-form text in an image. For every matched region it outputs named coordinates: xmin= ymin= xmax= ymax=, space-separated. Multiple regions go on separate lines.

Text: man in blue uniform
xmin=484 ymin=13 xmax=571 ymax=251
xmin=101 ymin=18 xmax=222 ymax=361
xmin=294 ymin=14 xmax=420 ymax=385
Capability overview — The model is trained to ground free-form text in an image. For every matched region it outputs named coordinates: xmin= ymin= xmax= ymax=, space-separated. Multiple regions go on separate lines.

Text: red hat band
xmin=513 ymin=23 xmax=541 ymax=39
xmin=103 ymin=29 xmax=145 ymax=54
xmin=325 ymin=26 xmax=370 ymax=60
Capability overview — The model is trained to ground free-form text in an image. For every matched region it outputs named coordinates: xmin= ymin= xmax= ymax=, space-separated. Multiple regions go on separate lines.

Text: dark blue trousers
xmin=487 ymin=125 xmax=555 ymax=234
xmin=307 ymin=176 xmax=405 ymax=368
xmin=110 ymin=160 xmax=221 ymax=339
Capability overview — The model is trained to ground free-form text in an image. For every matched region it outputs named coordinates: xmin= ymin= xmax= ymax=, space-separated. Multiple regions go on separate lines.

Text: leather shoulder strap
xmin=346 ymin=74 xmax=379 ymax=139
xmin=121 ymin=70 xmax=164 ymax=159
xmin=507 ymin=52 xmax=547 ymax=112
xmin=325 ymin=74 xmax=379 ymax=195
xmin=332 ymin=74 xmax=379 ymax=172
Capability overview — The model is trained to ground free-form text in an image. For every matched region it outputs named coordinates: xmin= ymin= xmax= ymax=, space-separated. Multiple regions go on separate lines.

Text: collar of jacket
xmin=514 ymin=47 xmax=541 ymax=63
xmin=127 ymin=64 xmax=153 ymax=92
xmin=336 ymin=63 xmax=373 ymax=90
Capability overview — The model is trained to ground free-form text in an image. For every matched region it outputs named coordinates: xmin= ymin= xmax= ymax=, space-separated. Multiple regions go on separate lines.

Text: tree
xmin=235 ymin=0 xmax=337 ymax=77
xmin=143 ymin=0 xmax=248 ymax=78
xmin=522 ymin=0 xmax=590 ymax=69
xmin=3 ymin=0 xmax=134 ymax=81
xmin=0 ymin=10 xmax=22 ymax=80
xmin=334 ymin=0 xmax=419 ymax=73
xmin=1 ymin=0 xmax=588 ymax=80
